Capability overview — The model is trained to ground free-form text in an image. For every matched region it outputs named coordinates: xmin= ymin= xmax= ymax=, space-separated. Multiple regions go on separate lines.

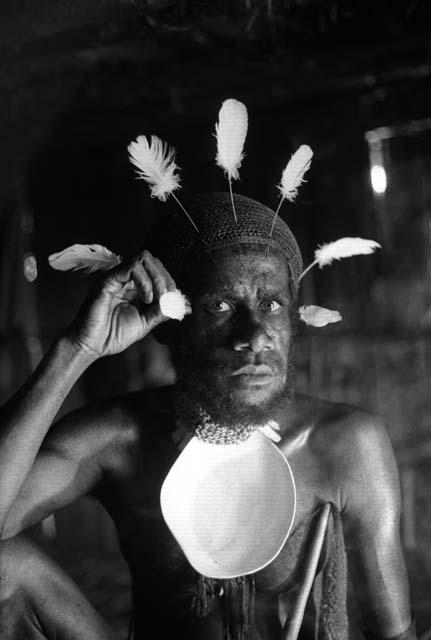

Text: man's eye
xmin=261 ymin=300 xmax=282 ymax=312
xmin=208 ymin=300 xmax=231 ymax=313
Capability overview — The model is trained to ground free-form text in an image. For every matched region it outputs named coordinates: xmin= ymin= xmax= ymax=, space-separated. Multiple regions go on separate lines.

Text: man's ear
xmin=152 ymin=319 xmax=181 ymax=346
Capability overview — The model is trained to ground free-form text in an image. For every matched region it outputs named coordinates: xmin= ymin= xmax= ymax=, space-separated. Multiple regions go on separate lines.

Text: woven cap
xmin=146 ymin=192 xmax=303 ymax=287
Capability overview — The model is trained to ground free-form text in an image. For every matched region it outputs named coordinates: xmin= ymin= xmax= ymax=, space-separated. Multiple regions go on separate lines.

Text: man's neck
xmin=174 ymin=396 xmax=261 ymax=444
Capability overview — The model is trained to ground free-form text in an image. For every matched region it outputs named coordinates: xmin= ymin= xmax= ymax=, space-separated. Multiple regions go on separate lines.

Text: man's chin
xmin=196 ymin=374 xmax=290 ymax=426
xmin=174 ymin=359 xmax=295 ymax=428
xmin=227 ymin=377 xmax=281 ymax=408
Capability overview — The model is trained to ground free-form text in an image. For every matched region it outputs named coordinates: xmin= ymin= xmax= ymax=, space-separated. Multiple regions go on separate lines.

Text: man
xmin=0 ymin=193 xmax=415 ymax=639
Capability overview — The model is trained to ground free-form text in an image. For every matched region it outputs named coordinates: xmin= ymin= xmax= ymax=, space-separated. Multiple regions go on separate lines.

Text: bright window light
xmin=370 ymin=165 xmax=387 ymax=194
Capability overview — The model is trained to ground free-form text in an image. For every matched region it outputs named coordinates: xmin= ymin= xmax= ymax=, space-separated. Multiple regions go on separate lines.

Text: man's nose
xmin=232 ymin=315 xmax=274 ymax=352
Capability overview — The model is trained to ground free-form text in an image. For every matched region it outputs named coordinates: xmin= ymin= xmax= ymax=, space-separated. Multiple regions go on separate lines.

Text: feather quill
xmin=128 ymin=135 xmax=198 ymax=232
xmin=215 ymin=99 xmax=248 ymax=182
xmin=128 ymin=135 xmax=180 ymax=202
xmin=298 ymin=237 xmax=381 ymax=282
xmin=299 ymin=305 xmax=342 ymax=327
xmin=269 ymin=144 xmax=313 ymax=239
xmin=314 ymin=237 xmax=381 ymax=266
xmin=215 ymin=99 xmax=248 ymax=221
xmin=278 ymin=145 xmax=313 ymax=203
xmin=48 ymin=244 xmax=121 ymax=273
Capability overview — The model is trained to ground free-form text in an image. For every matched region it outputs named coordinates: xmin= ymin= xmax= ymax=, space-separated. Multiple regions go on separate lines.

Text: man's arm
xmin=0 ymin=250 xmax=175 ymax=538
xmin=1 ymin=400 xmax=132 ymax=540
xmin=340 ymin=414 xmax=415 ymax=639
xmin=0 ymin=337 xmax=96 ymax=538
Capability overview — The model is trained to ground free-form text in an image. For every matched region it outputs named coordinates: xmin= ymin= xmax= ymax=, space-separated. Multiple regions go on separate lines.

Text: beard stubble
xmin=171 ymin=342 xmax=296 ymax=428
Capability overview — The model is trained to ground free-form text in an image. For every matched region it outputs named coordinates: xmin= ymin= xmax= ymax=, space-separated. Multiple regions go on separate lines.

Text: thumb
xmin=138 ymin=297 xmax=169 ymax=334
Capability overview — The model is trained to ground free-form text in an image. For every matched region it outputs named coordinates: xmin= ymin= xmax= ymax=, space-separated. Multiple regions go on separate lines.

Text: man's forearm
xmin=0 ymin=335 xmax=95 ymax=533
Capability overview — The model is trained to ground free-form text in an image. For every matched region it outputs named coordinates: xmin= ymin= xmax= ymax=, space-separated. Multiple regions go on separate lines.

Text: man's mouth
xmin=231 ymin=364 xmax=273 ymax=376
xmin=230 ymin=364 xmax=275 ymax=385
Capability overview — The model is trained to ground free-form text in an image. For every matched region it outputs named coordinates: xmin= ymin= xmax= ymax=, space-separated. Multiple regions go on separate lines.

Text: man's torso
xmin=90 ymin=387 xmax=356 ymax=637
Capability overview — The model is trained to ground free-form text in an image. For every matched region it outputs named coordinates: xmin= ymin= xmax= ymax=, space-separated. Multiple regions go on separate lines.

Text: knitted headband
xmin=145 ymin=192 xmax=303 ymax=289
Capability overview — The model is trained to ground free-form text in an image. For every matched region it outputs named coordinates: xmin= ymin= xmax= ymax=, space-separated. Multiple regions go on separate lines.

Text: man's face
xmin=172 ymin=247 xmax=295 ymax=425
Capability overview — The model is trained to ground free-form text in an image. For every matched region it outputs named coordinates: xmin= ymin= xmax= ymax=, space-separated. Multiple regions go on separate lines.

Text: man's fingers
xmin=103 ymin=256 xmax=149 ymax=297
xmin=154 ymin=259 xmax=177 ymax=292
xmin=141 ymin=250 xmax=177 ymax=298
xmin=102 ymin=251 xmax=176 ymax=308
xmin=109 ymin=260 xmax=135 ymax=284
xmin=130 ymin=262 xmax=154 ymax=304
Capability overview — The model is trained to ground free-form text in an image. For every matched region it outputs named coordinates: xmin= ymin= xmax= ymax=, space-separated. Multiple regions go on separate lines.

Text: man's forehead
xmin=191 ymin=247 xmax=291 ymax=293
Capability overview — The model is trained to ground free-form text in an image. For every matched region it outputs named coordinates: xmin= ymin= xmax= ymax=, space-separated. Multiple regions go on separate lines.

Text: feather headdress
xmin=128 ymin=135 xmax=198 ymax=232
xmin=49 ymin=101 xmax=382 ymax=333
xmin=299 ymin=305 xmax=342 ymax=327
xmin=49 ymin=243 xmax=190 ymax=321
xmin=269 ymin=145 xmax=313 ymax=238
xmin=215 ymin=99 xmax=248 ymax=221
xmin=48 ymin=244 xmax=121 ymax=273
xmin=299 ymin=237 xmax=381 ymax=282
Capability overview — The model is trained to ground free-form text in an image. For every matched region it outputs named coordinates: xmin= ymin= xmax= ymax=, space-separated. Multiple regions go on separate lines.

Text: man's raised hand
xmin=68 ymin=250 xmax=176 ymax=358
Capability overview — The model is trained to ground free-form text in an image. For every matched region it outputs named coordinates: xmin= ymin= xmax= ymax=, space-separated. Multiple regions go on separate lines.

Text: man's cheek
xmin=193 ymin=328 xmax=230 ymax=354
xmin=275 ymin=328 xmax=291 ymax=358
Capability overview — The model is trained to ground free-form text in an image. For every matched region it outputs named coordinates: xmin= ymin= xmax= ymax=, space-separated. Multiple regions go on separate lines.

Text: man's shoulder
xmin=54 ymin=386 xmax=175 ymax=482
xmin=296 ymin=393 xmax=390 ymax=472
xmin=92 ymin=385 xmax=175 ymax=443
xmin=297 ymin=394 xmax=398 ymax=511
xmin=49 ymin=386 xmax=175 ymax=456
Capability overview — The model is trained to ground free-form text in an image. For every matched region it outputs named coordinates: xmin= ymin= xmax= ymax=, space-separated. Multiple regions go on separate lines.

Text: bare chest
xmin=103 ymin=433 xmax=338 ymax=595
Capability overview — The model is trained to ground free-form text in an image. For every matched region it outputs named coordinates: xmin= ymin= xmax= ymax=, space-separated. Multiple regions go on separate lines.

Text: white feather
xmin=215 ymin=99 xmax=248 ymax=181
xmin=278 ymin=145 xmax=313 ymax=202
xmin=299 ymin=305 xmax=342 ymax=327
xmin=315 ymin=237 xmax=381 ymax=267
xmin=159 ymin=290 xmax=191 ymax=321
xmin=128 ymin=135 xmax=181 ymax=201
xmin=48 ymin=244 xmax=121 ymax=273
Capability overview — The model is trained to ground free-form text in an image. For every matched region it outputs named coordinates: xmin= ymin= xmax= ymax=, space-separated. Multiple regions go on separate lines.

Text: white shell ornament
xmin=160 ymin=430 xmax=296 ymax=579
xmin=159 ymin=290 xmax=191 ymax=321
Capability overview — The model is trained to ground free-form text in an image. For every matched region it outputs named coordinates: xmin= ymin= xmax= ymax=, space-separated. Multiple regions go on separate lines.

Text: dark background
xmin=1 ymin=1 xmax=431 ymax=636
